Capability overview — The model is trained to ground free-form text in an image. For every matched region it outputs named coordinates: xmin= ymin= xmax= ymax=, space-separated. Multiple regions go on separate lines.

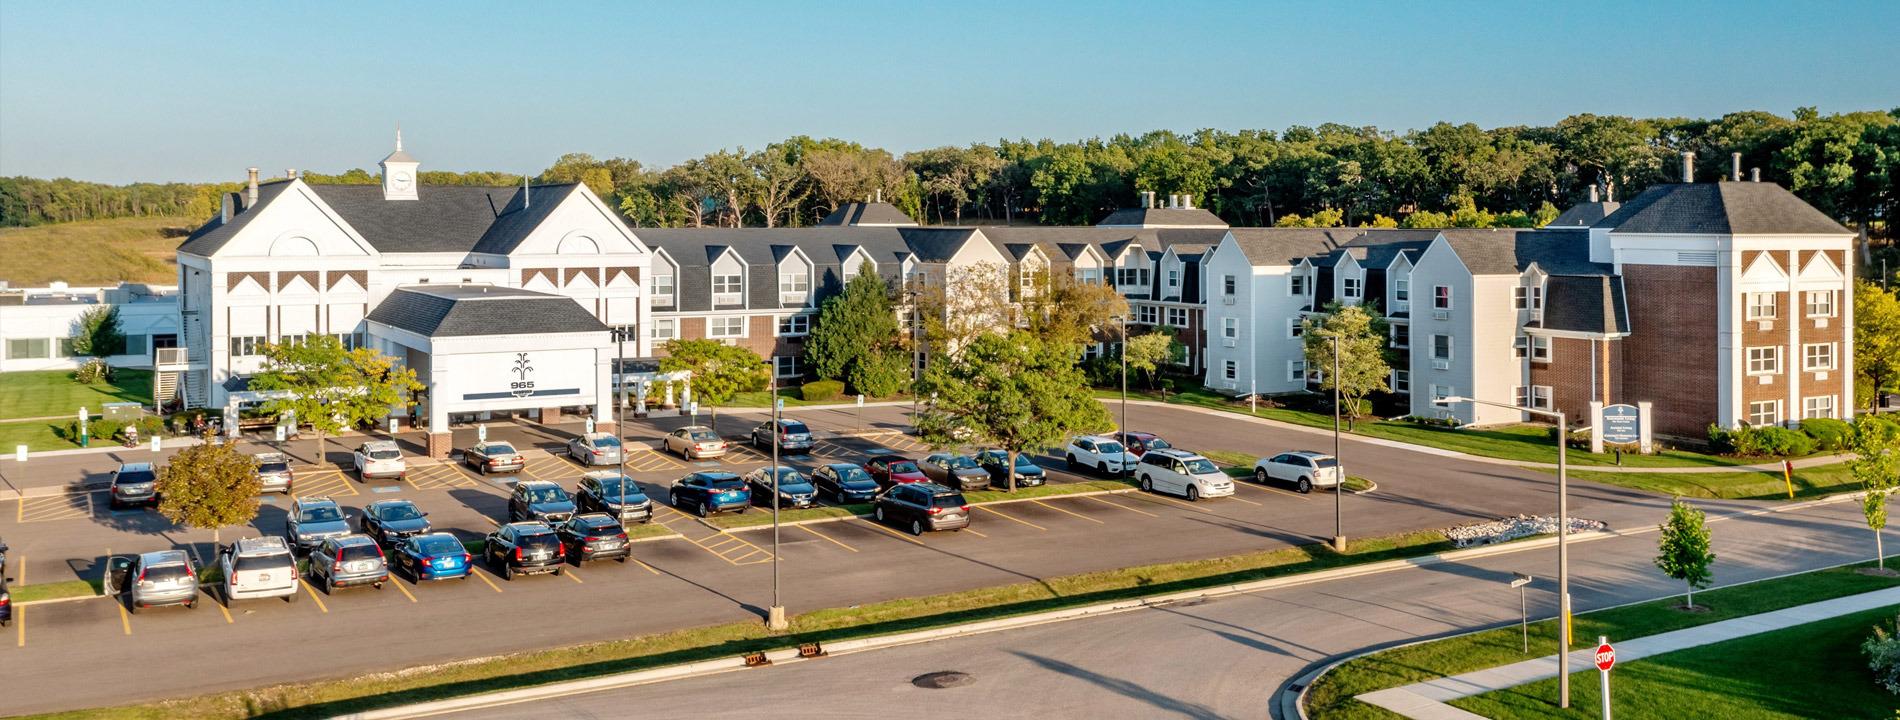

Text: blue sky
xmin=3 ymin=0 xmax=1895 ymax=184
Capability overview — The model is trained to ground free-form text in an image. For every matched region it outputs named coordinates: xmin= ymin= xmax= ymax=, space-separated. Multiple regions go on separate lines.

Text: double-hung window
xmin=1433 ymin=286 xmax=1452 ymax=309
xmin=777 ymin=314 xmax=810 ymax=336
xmin=709 ymin=317 xmax=744 ymax=338
xmin=1222 ymin=317 xmax=1238 ymax=339
xmin=1167 ymin=269 xmax=1179 ymax=289
xmin=1431 ymin=334 xmax=1453 ymax=361
xmin=1137 ymin=305 xmax=1158 ymax=324
xmin=712 ymin=274 xmax=743 ymax=300
xmin=1390 ymin=324 xmax=1409 ymax=348
xmin=1531 ymin=385 xmax=1552 ymax=410
xmin=1748 ymin=400 xmax=1780 ymax=427
xmin=1746 ymin=292 xmax=1777 ymax=320
xmin=1289 ymin=318 xmax=1305 ymax=338
xmin=1166 ymin=307 xmax=1187 ymax=327
xmin=1223 ymin=275 xmax=1236 ymax=295
xmin=1804 ymin=395 xmax=1836 ymax=419
xmin=779 ymin=272 xmax=809 ymax=294
xmin=1391 ymin=370 xmax=1410 ymax=394
xmin=1288 ymin=360 xmax=1306 ymax=382
xmin=1513 ymin=336 xmax=1529 ymax=359
xmin=650 ymin=274 xmax=675 ymax=299
xmin=1530 ymin=335 xmax=1551 ymax=361
xmin=774 ymin=356 xmax=802 ymax=378
xmin=1223 ymin=360 xmax=1237 ymax=380
xmin=1289 ymin=275 xmax=1306 ymax=296
xmin=1342 ymin=276 xmax=1363 ymax=300
xmin=1393 ymin=279 xmax=1410 ymax=303
xmin=1513 ymin=385 xmax=1529 ymax=408
xmin=1746 ymin=346 xmax=1780 ymax=374
xmin=1803 ymin=343 xmax=1835 ymax=371
xmin=651 ymin=319 xmax=676 ymax=340
xmin=1805 ymin=290 xmax=1834 ymax=317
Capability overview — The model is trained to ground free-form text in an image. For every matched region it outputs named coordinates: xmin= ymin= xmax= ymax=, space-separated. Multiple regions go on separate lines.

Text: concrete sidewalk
xmin=1356 ymin=585 xmax=1900 ymax=719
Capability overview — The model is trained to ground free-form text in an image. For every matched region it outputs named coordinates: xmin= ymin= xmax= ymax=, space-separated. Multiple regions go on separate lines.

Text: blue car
xmin=394 ymin=533 xmax=472 ymax=582
xmin=744 ymin=466 xmax=817 ymax=510
xmin=666 ymin=472 xmax=750 ymax=518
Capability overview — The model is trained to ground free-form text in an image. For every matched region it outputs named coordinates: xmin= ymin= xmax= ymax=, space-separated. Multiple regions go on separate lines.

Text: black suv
xmin=575 ymin=471 xmax=653 ymax=524
xmin=482 ymin=522 xmax=565 ymax=580
xmin=360 ymin=500 xmax=432 ymax=546
xmin=873 ymin=482 xmax=971 ymax=536
xmin=507 ymin=480 xmax=577 ymax=524
xmin=810 ymin=463 xmax=881 ymax=504
xmin=556 ymin=513 xmax=631 ymax=564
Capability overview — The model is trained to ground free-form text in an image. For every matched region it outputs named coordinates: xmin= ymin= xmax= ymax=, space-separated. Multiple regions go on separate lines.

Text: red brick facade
xmin=1621 ymin=264 xmax=1720 ymax=438
xmin=1528 ymin=336 xmax=1615 ymax=427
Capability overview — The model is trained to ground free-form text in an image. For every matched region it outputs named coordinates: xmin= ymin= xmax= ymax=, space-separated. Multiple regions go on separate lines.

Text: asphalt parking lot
xmin=0 ymin=402 xmax=1659 ymax=715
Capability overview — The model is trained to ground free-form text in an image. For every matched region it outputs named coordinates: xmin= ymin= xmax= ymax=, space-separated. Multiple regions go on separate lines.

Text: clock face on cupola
xmin=379 ymin=127 xmax=421 ymax=201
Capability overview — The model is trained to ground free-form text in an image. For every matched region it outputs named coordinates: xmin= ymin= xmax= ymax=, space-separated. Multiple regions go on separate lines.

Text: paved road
xmin=434 ymin=498 xmax=1895 ymax=720
xmin=0 ymin=402 xmax=1716 ymax=715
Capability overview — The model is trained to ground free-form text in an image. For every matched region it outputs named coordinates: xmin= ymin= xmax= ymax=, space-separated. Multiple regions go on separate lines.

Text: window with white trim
xmin=1392 ymin=369 xmax=1410 ymax=394
xmin=651 ymin=318 xmax=676 ymax=340
xmin=1289 ymin=275 xmax=1306 ymax=296
xmin=650 ymin=273 xmax=675 ymax=298
xmin=1531 ymin=335 xmax=1551 ymax=362
xmin=1390 ymin=323 xmax=1409 ymax=348
xmin=1081 ymin=268 xmax=1102 ymax=285
xmin=1513 ymin=385 xmax=1528 ymax=407
xmin=1803 ymin=343 xmax=1835 ymax=371
xmin=1431 ymin=334 xmax=1452 ymax=361
xmin=1223 ymin=275 xmax=1236 ymax=295
xmin=1513 ymin=286 xmax=1530 ymax=309
xmin=1803 ymin=395 xmax=1836 ymax=419
xmin=1748 ymin=400 xmax=1780 ymax=427
xmin=1433 ymin=285 xmax=1452 ymax=309
xmin=1137 ymin=305 xmax=1158 ymax=324
xmin=1394 ymin=279 xmax=1410 ymax=303
xmin=1222 ymin=317 xmax=1238 ymax=339
xmin=1531 ymin=385 xmax=1552 ymax=410
xmin=709 ymin=316 xmax=745 ymax=338
xmin=1342 ymin=276 xmax=1362 ymax=300
xmin=1289 ymin=318 xmax=1305 ymax=338
xmin=779 ymin=271 xmax=809 ymax=293
xmin=1746 ymin=292 xmax=1777 ymax=319
xmin=712 ymin=274 xmax=743 ymax=295
xmin=777 ymin=314 xmax=810 ymax=336
xmin=1223 ymin=360 xmax=1237 ymax=380
xmin=1513 ymin=335 xmax=1529 ymax=359
xmin=774 ymin=356 xmax=802 ymax=378
xmin=1805 ymin=290 xmax=1835 ymax=317
xmin=1289 ymin=360 xmax=1306 ymax=382
xmin=1746 ymin=346 xmax=1780 ymax=375
xmin=1167 ymin=307 xmax=1187 ymax=326
xmin=1430 ymin=384 xmax=1453 ymax=401
xmin=1167 ymin=269 xmax=1179 ymax=288
xmin=229 ymin=336 xmax=266 ymax=357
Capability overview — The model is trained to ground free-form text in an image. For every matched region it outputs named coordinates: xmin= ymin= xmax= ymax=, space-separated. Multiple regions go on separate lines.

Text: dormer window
xmin=713 ymin=273 xmax=743 ymax=305
xmin=779 ymin=271 xmax=808 ymax=294
xmin=1512 ymin=286 xmax=1543 ymax=310
xmin=650 ymin=273 xmax=675 ymax=301
xmin=1342 ymin=276 xmax=1363 ymax=300
xmin=1167 ymin=269 xmax=1180 ymax=288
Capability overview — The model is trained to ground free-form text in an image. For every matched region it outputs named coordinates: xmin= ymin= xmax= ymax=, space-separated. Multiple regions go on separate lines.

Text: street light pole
xmin=1437 ymin=395 xmax=1571 ymax=708
xmin=1118 ymin=313 xmax=1129 ymax=479
xmin=768 ymin=374 xmax=786 ymax=631
xmin=1328 ymin=334 xmax=1344 ymax=551
xmin=908 ymin=290 xmax=920 ymax=422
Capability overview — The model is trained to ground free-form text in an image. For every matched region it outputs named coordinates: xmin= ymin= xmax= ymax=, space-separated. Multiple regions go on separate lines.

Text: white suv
xmin=1135 ymin=449 xmax=1234 ymax=501
xmin=1253 ymin=451 xmax=1340 ymax=493
xmin=353 ymin=441 xmax=407 ymax=481
xmin=219 ymin=536 xmax=299 ymax=604
xmin=1064 ymin=435 xmax=1139 ymax=477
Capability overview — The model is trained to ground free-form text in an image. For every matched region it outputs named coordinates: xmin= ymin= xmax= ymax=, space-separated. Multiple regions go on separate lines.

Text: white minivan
xmin=219 ymin=536 xmax=300 ymax=604
xmin=1134 ymin=449 xmax=1234 ymax=501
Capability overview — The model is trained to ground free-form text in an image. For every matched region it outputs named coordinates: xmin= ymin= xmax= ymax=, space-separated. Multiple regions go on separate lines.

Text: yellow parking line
xmin=391 ymin=577 xmax=419 ymax=602
xmin=1224 ymin=494 xmax=1262 ymax=506
xmin=119 ymin=602 xmax=132 ymax=634
xmin=216 ymin=596 xmax=234 ymax=623
xmin=632 ymin=558 xmax=660 ymax=575
xmin=797 ymin=524 xmax=858 ymax=552
xmin=1033 ymin=499 xmax=1104 ymax=524
xmin=302 ymin=580 xmax=329 ymax=612
xmin=975 ymin=505 xmax=1045 ymax=530
xmin=473 ymin=570 xmax=504 ymax=593
xmin=963 ymin=528 xmax=988 ymax=538
xmin=859 ymin=518 xmax=925 ymax=545
xmin=1085 ymin=496 xmax=1159 ymax=517
xmin=1141 ymin=492 xmax=1212 ymax=512
xmin=564 ymin=567 xmax=584 ymax=584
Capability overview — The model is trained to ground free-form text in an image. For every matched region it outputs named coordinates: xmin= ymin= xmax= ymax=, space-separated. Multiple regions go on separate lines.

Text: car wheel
xmin=1066 ymin=454 xmax=1077 ymax=469
xmin=502 ymin=564 xmax=514 ymax=581
xmin=1140 ymin=476 xmax=1153 ymax=492
xmin=875 ymin=506 xmax=886 ymax=522
xmin=698 ymin=501 xmax=710 ymax=518
xmin=617 ymin=556 xmax=628 ymax=563
xmin=1097 ymin=462 xmax=1108 ymax=476
xmin=910 ymin=519 xmax=924 ymax=536
xmin=187 ymin=597 xmax=198 ymax=609
xmin=1255 ymin=468 xmax=1269 ymax=485
xmin=323 ymin=578 xmax=334 ymax=595
xmin=1297 ymin=477 xmax=1313 ymax=494
xmin=1186 ymin=486 xmax=1200 ymax=502
xmin=553 ymin=565 xmax=564 ymax=576
xmin=374 ymin=582 xmax=384 ymax=590
xmin=736 ymin=507 xmax=748 ymax=515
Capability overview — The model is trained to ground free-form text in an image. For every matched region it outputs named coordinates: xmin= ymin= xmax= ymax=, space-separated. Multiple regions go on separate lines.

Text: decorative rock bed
xmin=1445 ymin=515 xmax=1606 ymax=548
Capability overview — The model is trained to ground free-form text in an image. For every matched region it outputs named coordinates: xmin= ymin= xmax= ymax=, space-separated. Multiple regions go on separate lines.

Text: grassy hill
xmin=0 ymin=216 xmax=192 ymax=287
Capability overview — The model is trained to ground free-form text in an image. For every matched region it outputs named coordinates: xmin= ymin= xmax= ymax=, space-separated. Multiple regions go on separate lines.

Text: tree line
xmin=6 ymin=107 xmax=1896 ymax=233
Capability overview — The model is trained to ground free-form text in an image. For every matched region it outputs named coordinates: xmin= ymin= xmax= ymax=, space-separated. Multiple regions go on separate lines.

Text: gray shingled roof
xmin=176 ymin=181 xmax=297 ymax=257
xmin=178 ymin=181 xmax=588 ymax=257
xmin=1436 ymin=228 xmax=1608 ymax=276
xmin=1225 ymin=228 xmax=1376 ymax=267
xmin=1546 ymin=201 xmax=1620 ymax=228
xmin=1532 ymin=275 xmax=1630 ymax=335
xmin=366 ymin=286 xmax=607 ymax=337
xmin=1320 ymin=229 xmax=1440 ymax=269
xmin=897 ymin=227 xmax=983 ymax=263
xmin=818 ymin=202 xmax=917 ymax=226
xmin=1594 ymin=182 xmax=1849 ymax=235
xmin=1095 ymin=207 xmax=1228 ymax=228
xmin=638 ymin=227 xmax=912 ymax=313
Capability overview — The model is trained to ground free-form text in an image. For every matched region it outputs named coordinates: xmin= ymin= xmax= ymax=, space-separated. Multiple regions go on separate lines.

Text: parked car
xmin=663 ymin=426 xmax=728 ymax=459
xmin=1253 ymin=451 xmax=1341 ymax=494
xmin=307 ymin=534 xmax=389 ymax=594
xmin=566 ymin=432 xmax=623 ymax=467
xmin=1135 ymin=448 xmax=1234 ymax=501
xmin=575 ymin=470 xmax=652 ymax=524
xmin=107 ymin=550 xmax=199 ymax=613
xmin=507 ymin=479 xmax=577 ymax=524
xmin=865 ymin=455 xmax=928 ymax=491
xmin=873 ymin=482 xmax=970 ymax=536
xmin=920 ymin=453 xmax=992 ymax=491
xmin=810 ymin=463 xmax=882 ymax=504
xmin=666 ymin=471 xmax=750 ymax=517
xmin=108 ymin=462 xmax=159 ymax=510
xmin=1064 ymin=436 xmax=1138 ymax=477
xmin=1112 ymin=431 xmax=1174 ymax=458
xmin=743 ymin=466 xmax=817 ymax=510
xmin=750 ymin=419 xmax=814 ymax=454
xmin=286 ymin=496 xmax=353 ymax=553
xmin=0 ymin=577 xmax=11 ymax=628
xmin=974 ymin=449 xmax=1047 ymax=488
xmin=218 ymin=536 xmax=300 ymax=604
xmin=360 ymin=499 xmax=432 ymax=546
xmin=482 ymin=521 xmax=565 ymax=580
xmin=555 ymin=513 xmax=632 ymax=564
xmin=352 ymin=440 xmax=407 ymax=481
xmin=252 ymin=452 xmax=294 ymax=493
xmin=393 ymin=533 xmax=473 ymax=582
xmin=463 ymin=441 xmax=525 ymax=475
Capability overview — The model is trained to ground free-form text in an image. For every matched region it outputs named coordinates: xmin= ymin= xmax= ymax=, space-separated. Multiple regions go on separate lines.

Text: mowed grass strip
xmin=1449 ymin=605 xmax=1900 ymax=720
xmin=1305 ymin=561 xmax=1900 ymax=720
xmin=0 ymin=368 xmax=154 ymax=420
xmin=25 ymin=528 xmax=1454 ymax=719
xmin=703 ymin=479 xmax=1136 ymax=529
xmin=1554 ymin=463 xmax=1860 ymax=501
xmin=0 ymin=216 xmax=188 ymax=287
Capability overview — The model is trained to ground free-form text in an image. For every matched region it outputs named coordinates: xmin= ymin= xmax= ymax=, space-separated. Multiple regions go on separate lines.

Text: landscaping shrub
xmin=1709 ymin=424 xmax=1816 ymax=457
xmin=135 ymin=415 xmax=165 ymax=437
xmin=73 ymin=358 xmax=113 ymax=385
xmin=800 ymin=380 xmax=845 ymax=402
xmin=1799 ymin=417 xmax=1854 ymax=451
xmin=1080 ymin=356 xmax=1120 ymax=387
xmin=1866 ymin=613 xmax=1900 ymax=695
xmin=1401 ymin=415 xmax=1463 ymax=428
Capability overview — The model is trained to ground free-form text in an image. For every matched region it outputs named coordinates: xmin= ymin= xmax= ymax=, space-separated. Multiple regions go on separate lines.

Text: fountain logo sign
xmin=510 ymin=353 xmax=535 ymax=397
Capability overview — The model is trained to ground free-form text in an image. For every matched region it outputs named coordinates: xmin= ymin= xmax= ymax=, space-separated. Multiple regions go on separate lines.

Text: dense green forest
xmin=3 ymin=108 xmax=1895 ymax=235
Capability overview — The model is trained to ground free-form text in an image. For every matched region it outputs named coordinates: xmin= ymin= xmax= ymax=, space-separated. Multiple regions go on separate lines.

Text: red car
xmin=1114 ymin=431 xmax=1174 ymax=457
xmin=865 ymin=455 xmax=929 ymax=491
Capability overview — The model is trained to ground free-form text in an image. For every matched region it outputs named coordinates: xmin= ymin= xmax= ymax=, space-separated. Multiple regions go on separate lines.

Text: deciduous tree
xmin=1849 ymin=415 xmax=1900 ymax=572
xmin=69 ymin=305 xmax=124 ymax=357
xmin=915 ymin=331 xmax=1113 ymax=492
xmin=659 ymin=338 xmax=770 ymax=435
xmin=1654 ymin=497 xmax=1716 ymax=609
xmin=1857 ymin=280 xmax=1900 ymax=408
xmin=157 ymin=432 xmax=261 ymax=542
xmin=807 ymin=263 xmax=902 ymax=392
xmin=248 ymin=335 xmax=424 ymax=466
xmin=1302 ymin=302 xmax=1393 ymax=427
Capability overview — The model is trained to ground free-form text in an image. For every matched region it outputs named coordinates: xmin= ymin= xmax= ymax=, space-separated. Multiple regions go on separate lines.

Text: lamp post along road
xmin=1327 ymin=334 xmax=1344 ymax=551
xmin=907 ymin=290 xmax=920 ymax=422
xmin=1438 ymin=395 xmax=1571 ymax=708
xmin=1117 ymin=313 xmax=1130 ymax=478
xmin=768 ymin=378 xmax=787 ymax=631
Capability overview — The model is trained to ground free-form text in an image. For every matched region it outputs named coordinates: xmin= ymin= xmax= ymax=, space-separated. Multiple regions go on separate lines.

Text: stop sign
xmin=1594 ymin=641 xmax=1616 ymax=671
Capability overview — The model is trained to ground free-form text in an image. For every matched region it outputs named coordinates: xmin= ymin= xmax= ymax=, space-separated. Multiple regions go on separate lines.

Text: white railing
xmin=155 ymin=347 xmax=190 ymax=365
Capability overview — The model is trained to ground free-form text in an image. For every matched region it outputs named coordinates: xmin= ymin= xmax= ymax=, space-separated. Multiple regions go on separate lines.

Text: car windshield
xmin=688 ymin=430 xmax=719 ymax=442
xmin=378 ymin=504 xmax=423 ymax=521
xmin=1144 ymin=438 xmax=1172 ymax=449
xmin=1183 ymin=458 xmax=1219 ymax=475
xmin=337 ymin=544 xmax=382 ymax=563
xmin=117 ymin=471 xmax=156 ymax=484
xmin=298 ymin=506 xmax=343 ymax=523
xmin=367 ymin=450 xmax=401 ymax=460
xmin=141 ymin=564 xmax=191 ymax=583
xmin=234 ymin=553 xmax=294 ymax=573
xmin=257 ymin=462 xmax=290 ymax=474
xmin=945 ymin=456 xmax=978 ymax=470
xmin=765 ymin=468 xmax=802 ymax=482
xmin=525 ymin=487 xmax=570 ymax=504
xmin=779 ymin=421 xmax=809 ymax=434
xmin=1312 ymin=457 xmax=1338 ymax=468
xmin=483 ymin=444 xmax=516 ymax=455
xmin=1097 ymin=442 xmax=1126 ymax=454
xmin=598 ymin=478 xmax=643 ymax=498
xmin=592 ymin=436 xmax=620 ymax=447
xmin=416 ymin=537 xmax=463 ymax=555
xmin=708 ymin=477 xmax=746 ymax=490
xmin=889 ymin=461 xmax=919 ymax=474
xmin=833 ymin=467 xmax=873 ymax=484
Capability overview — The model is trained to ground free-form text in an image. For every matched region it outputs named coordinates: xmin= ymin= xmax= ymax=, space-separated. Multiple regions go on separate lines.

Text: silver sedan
xmin=567 ymin=432 xmax=624 ymax=466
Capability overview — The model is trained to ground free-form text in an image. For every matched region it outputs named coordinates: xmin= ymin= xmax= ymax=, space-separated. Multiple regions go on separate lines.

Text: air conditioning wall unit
xmin=1395 ymin=301 xmax=1410 ymax=313
xmin=1815 ymin=318 xmax=1828 ymax=328
xmin=1222 ymin=338 xmax=1237 ymax=348
xmin=1432 ymin=360 xmax=1450 ymax=370
xmin=1432 ymin=311 xmax=1450 ymax=320
xmin=1756 ymin=320 xmax=1774 ymax=331
xmin=1223 ymin=296 xmax=1237 ymax=305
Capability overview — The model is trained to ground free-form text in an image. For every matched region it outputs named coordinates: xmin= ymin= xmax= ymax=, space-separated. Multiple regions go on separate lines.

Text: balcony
xmin=153 ymin=347 xmax=200 ymax=368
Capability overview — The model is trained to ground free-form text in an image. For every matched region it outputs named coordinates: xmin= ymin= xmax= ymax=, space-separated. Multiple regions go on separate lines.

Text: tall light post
xmin=1436 ymin=395 xmax=1571 ymax=708
xmin=1113 ymin=313 xmax=1129 ymax=478
xmin=767 ymin=374 xmax=786 ymax=631
xmin=1325 ymin=334 xmax=1344 ymax=551
xmin=907 ymin=290 xmax=921 ymax=422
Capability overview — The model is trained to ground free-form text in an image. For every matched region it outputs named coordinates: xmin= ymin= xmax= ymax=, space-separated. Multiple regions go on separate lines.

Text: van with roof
xmin=218 ymin=536 xmax=300 ymax=604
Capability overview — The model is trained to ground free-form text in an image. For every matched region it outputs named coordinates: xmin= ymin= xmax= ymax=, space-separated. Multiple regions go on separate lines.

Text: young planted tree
xmin=1302 ymin=302 xmax=1393 ymax=428
xmin=658 ymin=338 xmax=770 ymax=435
xmin=914 ymin=331 xmax=1113 ymax=492
xmin=1123 ymin=327 xmax=1183 ymax=389
xmin=1654 ymin=497 xmax=1716 ymax=610
xmin=248 ymin=335 xmax=424 ymax=467
xmin=156 ymin=432 xmax=262 ymax=543
xmin=807 ymin=262 xmax=902 ymax=393
xmin=1848 ymin=414 xmax=1900 ymax=572
xmin=69 ymin=304 xmax=125 ymax=357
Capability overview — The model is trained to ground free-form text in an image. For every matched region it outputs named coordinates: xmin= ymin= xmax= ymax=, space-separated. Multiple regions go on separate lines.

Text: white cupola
xmin=379 ymin=127 xmax=420 ymax=201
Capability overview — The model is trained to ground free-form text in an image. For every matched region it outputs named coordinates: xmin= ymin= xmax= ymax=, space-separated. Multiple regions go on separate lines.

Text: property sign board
xmin=1600 ymin=404 xmax=1641 ymax=445
xmin=458 ymin=349 xmax=591 ymax=402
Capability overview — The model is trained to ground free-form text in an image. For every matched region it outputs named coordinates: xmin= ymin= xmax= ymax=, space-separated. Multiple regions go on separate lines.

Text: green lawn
xmin=1096 ymin=387 xmax=1757 ymax=469
xmin=0 ymin=368 xmax=153 ymax=420
xmin=0 ymin=419 xmax=72 ymax=453
xmin=1557 ymin=463 xmax=1861 ymax=501
xmin=1450 ymin=606 xmax=1900 ymax=719
xmin=0 ymin=216 xmax=188 ymax=287
xmin=1306 ymin=561 xmax=1900 ymax=720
